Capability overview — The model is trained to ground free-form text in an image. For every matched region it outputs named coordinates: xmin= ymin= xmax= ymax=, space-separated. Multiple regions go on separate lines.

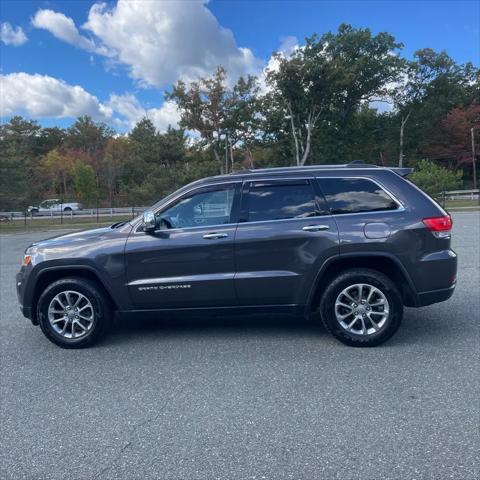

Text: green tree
xmin=102 ymin=137 xmax=131 ymax=206
xmin=169 ymin=66 xmax=262 ymax=173
xmin=410 ymin=159 xmax=462 ymax=196
xmin=394 ymin=49 xmax=479 ymax=166
xmin=40 ymin=149 xmax=74 ymax=196
xmin=267 ymin=24 xmax=404 ymax=165
xmin=0 ymin=117 xmax=41 ymax=209
xmin=73 ymin=162 xmax=97 ymax=206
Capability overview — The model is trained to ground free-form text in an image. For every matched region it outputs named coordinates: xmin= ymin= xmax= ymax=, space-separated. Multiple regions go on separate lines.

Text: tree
xmin=225 ymin=76 xmax=262 ymax=168
xmin=169 ymin=66 xmax=262 ymax=173
xmin=65 ymin=116 xmax=114 ymax=155
xmin=0 ymin=117 xmax=41 ymax=209
xmin=267 ymin=24 xmax=404 ymax=166
xmin=102 ymin=137 xmax=130 ymax=206
xmin=394 ymin=49 xmax=479 ymax=166
xmin=40 ymin=149 xmax=74 ymax=196
xmin=129 ymin=117 xmax=161 ymax=165
xmin=425 ymin=104 xmax=480 ymax=167
xmin=410 ymin=159 xmax=462 ymax=196
xmin=73 ymin=162 xmax=97 ymax=206
xmin=65 ymin=116 xmax=115 ymax=189
xmin=168 ymin=67 xmax=229 ymax=173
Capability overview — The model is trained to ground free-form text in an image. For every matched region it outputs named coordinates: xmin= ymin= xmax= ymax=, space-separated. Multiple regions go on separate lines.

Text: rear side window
xmin=245 ymin=181 xmax=319 ymax=222
xmin=317 ymin=178 xmax=398 ymax=215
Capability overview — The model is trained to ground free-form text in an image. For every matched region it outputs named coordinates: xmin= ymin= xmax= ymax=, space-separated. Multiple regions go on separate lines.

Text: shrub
xmin=410 ymin=160 xmax=462 ymax=196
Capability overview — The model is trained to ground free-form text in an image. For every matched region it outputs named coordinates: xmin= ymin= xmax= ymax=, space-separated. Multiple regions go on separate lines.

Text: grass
xmin=0 ymin=215 xmax=134 ymax=234
xmin=439 ymin=199 xmax=480 ymax=212
xmin=442 ymin=199 xmax=479 ymax=208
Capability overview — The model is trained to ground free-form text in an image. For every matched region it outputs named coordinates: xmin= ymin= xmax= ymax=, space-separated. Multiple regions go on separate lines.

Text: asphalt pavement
xmin=1 ymin=212 xmax=479 ymax=480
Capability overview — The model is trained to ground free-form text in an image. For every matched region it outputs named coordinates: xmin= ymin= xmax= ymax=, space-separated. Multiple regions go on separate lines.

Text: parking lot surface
xmin=1 ymin=212 xmax=478 ymax=480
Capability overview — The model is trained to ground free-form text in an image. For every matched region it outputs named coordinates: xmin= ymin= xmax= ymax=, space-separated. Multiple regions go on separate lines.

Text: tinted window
xmin=159 ymin=186 xmax=236 ymax=228
xmin=246 ymin=181 xmax=318 ymax=222
xmin=318 ymin=178 xmax=398 ymax=214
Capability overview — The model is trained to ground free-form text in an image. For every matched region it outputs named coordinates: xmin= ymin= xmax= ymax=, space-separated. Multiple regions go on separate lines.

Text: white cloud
xmin=1 ymin=22 xmax=28 ymax=46
xmin=107 ymin=94 xmax=180 ymax=131
xmin=33 ymin=0 xmax=262 ymax=88
xmin=0 ymin=72 xmax=179 ymax=132
xmin=31 ymin=9 xmax=110 ymax=56
xmin=258 ymin=36 xmax=300 ymax=94
xmin=0 ymin=73 xmax=112 ymax=120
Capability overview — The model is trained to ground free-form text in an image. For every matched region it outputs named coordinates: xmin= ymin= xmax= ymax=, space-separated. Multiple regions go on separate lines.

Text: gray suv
xmin=16 ymin=162 xmax=457 ymax=348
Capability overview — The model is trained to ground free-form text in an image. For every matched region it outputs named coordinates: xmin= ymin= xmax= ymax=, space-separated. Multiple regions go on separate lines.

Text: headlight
xmin=23 ymin=246 xmax=37 ymax=266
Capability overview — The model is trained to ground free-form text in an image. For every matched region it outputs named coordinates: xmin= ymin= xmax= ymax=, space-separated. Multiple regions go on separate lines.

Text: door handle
xmin=302 ymin=225 xmax=330 ymax=232
xmin=203 ymin=232 xmax=228 ymax=240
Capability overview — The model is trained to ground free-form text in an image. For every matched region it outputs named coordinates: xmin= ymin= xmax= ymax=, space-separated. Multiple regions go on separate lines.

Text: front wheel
xmin=37 ymin=277 xmax=111 ymax=348
xmin=319 ymin=269 xmax=403 ymax=347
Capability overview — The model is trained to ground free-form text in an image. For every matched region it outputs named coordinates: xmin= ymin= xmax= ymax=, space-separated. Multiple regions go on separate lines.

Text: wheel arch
xmin=31 ymin=266 xmax=118 ymax=325
xmin=307 ymin=253 xmax=419 ymax=312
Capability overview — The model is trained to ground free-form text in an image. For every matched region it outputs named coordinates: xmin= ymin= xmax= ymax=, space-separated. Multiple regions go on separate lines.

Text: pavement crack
xmin=93 ymin=382 xmax=192 ymax=479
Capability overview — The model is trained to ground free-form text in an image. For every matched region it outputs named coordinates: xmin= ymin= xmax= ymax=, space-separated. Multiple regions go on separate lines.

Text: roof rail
xmin=231 ymin=161 xmax=379 ymax=175
xmin=229 ymin=161 xmax=415 ymax=177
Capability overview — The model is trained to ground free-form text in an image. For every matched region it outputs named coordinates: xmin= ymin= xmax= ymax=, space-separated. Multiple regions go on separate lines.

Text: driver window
xmin=159 ymin=185 xmax=236 ymax=229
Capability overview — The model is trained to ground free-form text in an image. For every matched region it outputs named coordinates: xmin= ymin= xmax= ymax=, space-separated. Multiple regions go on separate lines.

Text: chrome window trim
xmin=315 ymin=176 xmax=405 ymax=216
xmin=236 ymin=216 xmax=331 ymax=227
xmin=133 ymin=175 xmax=405 ymax=234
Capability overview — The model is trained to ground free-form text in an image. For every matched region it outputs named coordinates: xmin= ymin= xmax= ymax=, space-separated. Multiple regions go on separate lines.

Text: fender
xmin=305 ymin=251 xmax=420 ymax=311
xmin=25 ymin=261 xmax=132 ymax=315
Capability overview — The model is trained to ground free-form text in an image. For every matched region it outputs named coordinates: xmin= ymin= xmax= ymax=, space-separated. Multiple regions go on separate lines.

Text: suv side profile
xmin=17 ymin=162 xmax=457 ymax=348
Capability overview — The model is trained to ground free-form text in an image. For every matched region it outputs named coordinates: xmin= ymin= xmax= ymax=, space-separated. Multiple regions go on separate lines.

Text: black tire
xmin=319 ymin=268 xmax=403 ymax=347
xmin=63 ymin=207 xmax=72 ymax=212
xmin=37 ymin=277 xmax=112 ymax=349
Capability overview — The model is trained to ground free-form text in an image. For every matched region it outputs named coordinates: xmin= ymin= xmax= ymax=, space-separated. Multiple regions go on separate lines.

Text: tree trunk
xmin=62 ymin=173 xmax=67 ymax=197
xmin=399 ymin=111 xmax=411 ymax=168
xmin=286 ymin=102 xmax=300 ymax=166
xmin=229 ymin=139 xmax=234 ymax=172
xmin=299 ymin=110 xmax=320 ymax=166
xmin=246 ymin=147 xmax=254 ymax=169
xmin=300 ymin=120 xmax=313 ymax=166
xmin=213 ymin=148 xmax=223 ymax=174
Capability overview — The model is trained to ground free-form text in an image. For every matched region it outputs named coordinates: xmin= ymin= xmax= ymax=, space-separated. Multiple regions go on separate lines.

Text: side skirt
xmin=116 ymin=304 xmax=307 ymax=320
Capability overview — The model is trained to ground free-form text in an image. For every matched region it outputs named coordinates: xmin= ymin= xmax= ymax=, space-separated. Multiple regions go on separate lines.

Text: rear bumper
xmin=417 ymin=284 xmax=456 ymax=307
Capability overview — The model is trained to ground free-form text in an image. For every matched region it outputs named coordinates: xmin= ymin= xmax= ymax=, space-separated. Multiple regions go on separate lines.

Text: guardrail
xmin=440 ymin=189 xmax=479 ymax=200
xmin=0 ymin=206 xmax=148 ymax=224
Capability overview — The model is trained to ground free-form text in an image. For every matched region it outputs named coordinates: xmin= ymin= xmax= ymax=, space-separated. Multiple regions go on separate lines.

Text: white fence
xmin=440 ymin=189 xmax=479 ymax=200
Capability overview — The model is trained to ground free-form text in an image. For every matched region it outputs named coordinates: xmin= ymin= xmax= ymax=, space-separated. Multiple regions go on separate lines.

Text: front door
xmin=234 ymin=178 xmax=339 ymax=306
xmin=125 ymin=183 xmax=240 ymax=309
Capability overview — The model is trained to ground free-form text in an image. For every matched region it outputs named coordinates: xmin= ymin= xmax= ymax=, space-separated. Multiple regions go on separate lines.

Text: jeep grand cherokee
xmin=17 ymin=162 xmax=457 ymax=348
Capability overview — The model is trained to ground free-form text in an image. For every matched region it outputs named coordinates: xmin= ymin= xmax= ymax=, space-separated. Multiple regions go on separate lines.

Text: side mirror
xmin=143 ymin=210 xmax=157 ymax=232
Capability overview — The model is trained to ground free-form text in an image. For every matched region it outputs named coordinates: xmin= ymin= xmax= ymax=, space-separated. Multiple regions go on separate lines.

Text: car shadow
xmin=103 ymin=313 xmax=329 ymax=347
xmin=100 ymin=305 xmax=464 ymax=349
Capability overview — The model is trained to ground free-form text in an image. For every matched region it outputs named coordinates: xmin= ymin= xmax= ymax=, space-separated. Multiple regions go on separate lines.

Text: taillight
xmin=422 ymin=215 xmax=452 ymax=238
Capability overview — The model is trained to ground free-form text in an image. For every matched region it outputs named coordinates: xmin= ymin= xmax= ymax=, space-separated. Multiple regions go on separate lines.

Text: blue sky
xmin=1 ymin=0 xmax=479 ymax=131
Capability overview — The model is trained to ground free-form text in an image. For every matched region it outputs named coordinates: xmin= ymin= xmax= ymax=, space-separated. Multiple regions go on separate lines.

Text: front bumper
xmin=16 ymin=270 xmax=34 ymax=321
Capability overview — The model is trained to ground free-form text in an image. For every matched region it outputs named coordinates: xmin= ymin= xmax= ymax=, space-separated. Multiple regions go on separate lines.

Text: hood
xmin=28 ymin=222 xmax=133 ymax=263
xmin=34 ymin=225 xmax=126 ymax=247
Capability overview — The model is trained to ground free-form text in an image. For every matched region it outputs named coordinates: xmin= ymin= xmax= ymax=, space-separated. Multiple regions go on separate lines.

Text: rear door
xmin=234 ymin=178 xmax=339 ymax=306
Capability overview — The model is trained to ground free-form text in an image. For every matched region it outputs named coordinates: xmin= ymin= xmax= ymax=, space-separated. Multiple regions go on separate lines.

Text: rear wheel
xmin=319 ymin=268 xmax=403 ymax=347
xmin=37 ymin=277 xmax=111 ymax=348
